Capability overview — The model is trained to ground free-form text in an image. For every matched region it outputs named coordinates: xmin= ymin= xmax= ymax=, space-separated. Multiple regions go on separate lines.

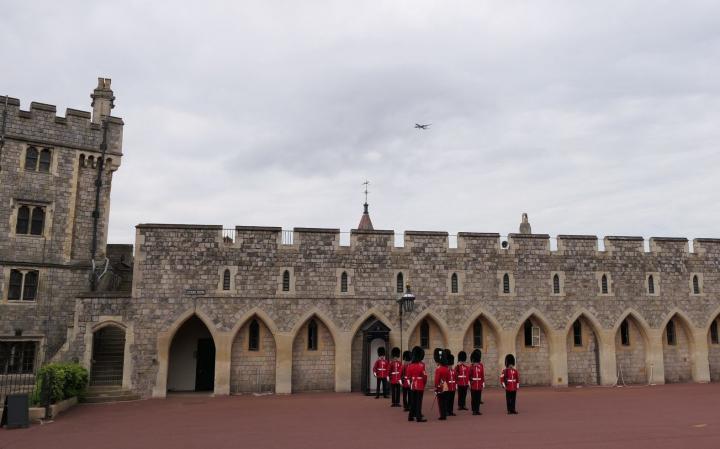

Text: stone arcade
xmin=1 ymin=82 xmax=720 ymax=399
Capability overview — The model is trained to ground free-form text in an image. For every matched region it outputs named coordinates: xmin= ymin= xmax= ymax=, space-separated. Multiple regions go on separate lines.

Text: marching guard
xmin=469 ymin=349 xmax=485 ymax=415
xmin=455 ymin=351 xmax=470 ymax=411
xmin=500 ymin=353 xmax=520 ymax=414
xmin=433 ymin=348 xmax=451 ymax=420
xmin=407 ymin=346 xmax=428 ymax=422
xmin=388 ymin=347 xmax=403 ymax=407
xmin=373 ymin=347 xmax=389 ymax=399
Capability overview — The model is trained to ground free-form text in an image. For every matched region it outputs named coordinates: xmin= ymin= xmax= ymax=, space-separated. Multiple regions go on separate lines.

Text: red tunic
xmin=389 ymin=360 xmax=403 ymax=384
xmin=401 ymin=362 xmax=411 ymax=388
xmin=469 ymin=363 xmax=485 ymax=391
xmin=373 ymin=357 xmax=389 ymax=379
xmin=500 ymin=367 xmax=520 ymax=392
xmin=447 ymin=367 xmax=457 ymax=392
xmin=434 ymin=365 xmax=450 ymax=393
xmin=455 ymin=363 xmax=470 ymax=387
xmin=407 ymin=361 xmax=427 ymax=391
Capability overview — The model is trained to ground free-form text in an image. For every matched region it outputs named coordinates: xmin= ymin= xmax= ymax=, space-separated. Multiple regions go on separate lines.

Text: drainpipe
xmin=90 ymin=118 xmax=108 ymax=291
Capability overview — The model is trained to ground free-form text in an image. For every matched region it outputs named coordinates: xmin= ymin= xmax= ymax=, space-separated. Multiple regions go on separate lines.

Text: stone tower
xmin=519 ymin=213 xmax=532 ymax=234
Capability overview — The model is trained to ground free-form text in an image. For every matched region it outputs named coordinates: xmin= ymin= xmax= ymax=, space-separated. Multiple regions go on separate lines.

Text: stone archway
xmin=292 ymin=316 xmax=336 ymax=392
xmin=350 ymin=315 xmax=391 ymax=393
xmin=462 ymin=316 xmax=500 ymax=387
xmin=90 ymin=325 xmax=126 ymax=386
xmin=230 ymin=316 xmax=276 ymax=393
xmin=566 ymin=316 xmax=600 ymax=385
xmin=662 ymin=314 xmax=694 ymax=383
xmin=515 ymin=315 xmax=552 ymax=386
xmin=709 ymin=314 xmax=720 ymax=382
xmin=614 ymin=314 xmax=649 ymax=385
xmin=168 ymin=315 xmax=216 ymax=392
xmin=408 ymin=314 xmax=447 ymax=385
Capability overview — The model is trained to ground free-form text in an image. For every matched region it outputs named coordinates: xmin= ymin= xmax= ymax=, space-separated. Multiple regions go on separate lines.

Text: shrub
xmin=32 ymin=363 xmax=89 ymax=405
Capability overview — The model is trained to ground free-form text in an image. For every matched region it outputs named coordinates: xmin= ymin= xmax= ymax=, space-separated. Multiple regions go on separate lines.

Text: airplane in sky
xmin=414 ymin=123 xmax=431 ymax=130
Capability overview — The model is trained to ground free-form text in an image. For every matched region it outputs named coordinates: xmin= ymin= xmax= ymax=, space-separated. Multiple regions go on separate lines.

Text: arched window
xmin=396 ymin=273 xmax=404 ymax=293
xmin=524 ymin=320 xmax=534 ymax=347
xmin=8 ymin=270 xmax=24 ymax=300
xmin=25 ymin=147 xmax=38 ymax=170
xmin=473 ymin=319 xmax=483 ymax=348
xmin=666 ymin=320 xmax=676 ymax=345
xmin=553 ymin=274 xmax=560 ymax=294
xmin=248 ymin=319 xmax=260 ymax=351
xmin=340 ymin=271 xmax=348 ymax=293
xmin=39 ymin=149 xmax=52 ymax=172
xmin=620 ymin=319 xmax=630 ymax=346
xmin=451 ymin=273 xmax=459 ymax=293
xmin=692 ymin=275 xmax=700 ymax=294
xmin=282 ymin=270 xmax=290 ymax=292
xmin=420 ymin=319 xmax=430 ymax=349
xmin=16 ymin=206 xmax=30 ymax=234
xmin=30 ymin=207 xmax=45 ymax=235
xmin=222 ymin=269 xmax=231 ymax=290
xmin=573 ymin=320 xmax=582 ymax=346
xmin=711 ymin=320 xmax=719 ymax=345
xmin=648 ymin=275 xmax=655 ymax=294
xmin=601 ymin=274 xmax=609 ymax=294
xmin=22 ymin=271 xmax=38 ymax=301
xmin=503 ymin=273 xmax=510 ymax=294
xmin=307 ymin=319 xmax=318 ymax=351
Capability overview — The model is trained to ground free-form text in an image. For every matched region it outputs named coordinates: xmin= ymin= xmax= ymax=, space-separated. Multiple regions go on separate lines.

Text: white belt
xmin=471 ymin=378 xmax=482 ymax=381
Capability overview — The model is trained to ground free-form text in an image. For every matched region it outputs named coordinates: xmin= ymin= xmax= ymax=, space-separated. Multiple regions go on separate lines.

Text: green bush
xmin=32 ymin=363 xmax=89 ymax=405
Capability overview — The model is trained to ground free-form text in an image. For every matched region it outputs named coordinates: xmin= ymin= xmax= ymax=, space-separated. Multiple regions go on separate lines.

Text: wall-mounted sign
xmin=185 ymin=289 xmax=206 ymax=296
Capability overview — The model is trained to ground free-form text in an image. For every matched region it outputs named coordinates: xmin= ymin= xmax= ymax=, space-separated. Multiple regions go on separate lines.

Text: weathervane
xmin=363 ymin=180 xmax=370 ymax=204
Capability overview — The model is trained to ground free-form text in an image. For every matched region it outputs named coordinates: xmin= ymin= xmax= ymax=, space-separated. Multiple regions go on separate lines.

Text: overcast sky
xmin=3 ymin=1 xmax=720 ymax=245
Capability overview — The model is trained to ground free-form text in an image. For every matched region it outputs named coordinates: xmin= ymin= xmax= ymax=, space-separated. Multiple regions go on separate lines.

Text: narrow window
xmin=222 ymin=269 xmax=231 ymax=290
xmin=553 ymin=274 xmax=560 ymax=294
xmin=451 ymin=273 xmax=459 ymax=293
xmin=307 ymin=319 xmax=318 ymax=351
xmin=693 ymin=275 xmax=700 ymax=294
xmin=648 ymin=275 xmax=655 ymax=294
xmin=16 ymin=206 xmax=30 ymax=234
xmin=396 ymin=272 xmax=404 ymax=293
xmin=524 ymin=320 xmax=533 ymax=347
xmin=30 ymin=207 xmax=45 ymax=236
xmin=601 ymin=274 xmax=609 ymax=294
xmin=282 ymin=270 xmax=290 ymax=292
xmin=711 ymin=320 xmax=719 ymax=345
xmin=420 ymin=319 xmax=430 ymax=349
xmin=620 ymin=319 xmax=630 ymax=346
xmin=340 ymin=271 xmax=348 ymax=293
xmin=666 ymin=320 xmax=676 ymax=345
xmin=8 ymin=270 xmax=23 ymax=300
xmin=38 ymin=149 xmax=52 ymax=172
xmin=473 ymin=319 xmax=483 ymax=348
xmin=573 ymin=320 xmax=583 ymax=346
xmin=25 ymin=147 xmax=38 ymax=171
xmin=503 ymin=273 xmax=510 ymax=294
xmin=22 ymin=271 xmax=38 ymax=301
xmin=248 ymin=319 xmax=260 ymax=351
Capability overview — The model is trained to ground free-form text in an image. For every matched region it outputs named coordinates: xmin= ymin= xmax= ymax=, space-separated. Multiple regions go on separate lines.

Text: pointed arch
xmin=704 ymin=304 xmax=720 ymax=334
xmin=349 ymin=308 xmax=394 ymax=336
xmin=403 ymin=308 xmax=450 ymax=349
xmin=163 ymin=309 xmax=221 ymax=345
xmin=612 ymin=309 xmax=651 ymax=345
xmin=459 ymin=306 xmax=503 ymax=337
xmin=229 ymin=307 xmax=280 ymax=344
xmin=659 ymin=309 xmax=696 ymax=383
xmin=659 ymin=308 xmax=697 ymax=334
xmin=91 ymin=319 xmax=128 ymax=333
xmin=512 ymin=308 xmax=554 ymax=341
xmin=229 ymin=308 xmax=278 ymax=394
xmin=289 ymin=307 xmax=341 ymax=344
xmin=563 ymin=309 xmax=604 ymax=335
xmin=291 ymin=308 xmax=338 ymax=392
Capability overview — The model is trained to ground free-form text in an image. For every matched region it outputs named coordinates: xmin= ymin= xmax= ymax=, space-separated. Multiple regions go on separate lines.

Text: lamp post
xmin=397 ymin=284 xmax=416 ymax=357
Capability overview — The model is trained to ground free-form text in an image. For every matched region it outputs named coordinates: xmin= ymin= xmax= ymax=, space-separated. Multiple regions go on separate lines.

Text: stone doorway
xmin=168 ymin=315 xmax=216 ymax=392
xmin=90 ymin=325 xmax=126 ymax=386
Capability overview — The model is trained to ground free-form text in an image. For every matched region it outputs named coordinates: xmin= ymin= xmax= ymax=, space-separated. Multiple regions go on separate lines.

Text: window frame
xmin=222 ymin=269 xmax=231 ymax=291
xmin=6 ymin=269 xmax=39 ymax=302
xmin=396 ymin=272 xmax=404 ymax=294
xmin=503 ymin=273 xmax=510 ymax=294
xmin=473 ymin=319 xmax=483 ymax=348
xmin=0 ymin=340 xmax=38 ymax=374
xmin=307 ymin=319 xmax=319 ymax=351
xmin=340 ymin=271 xmax=348 ymax=293
xmin=620 ymin=320 xmax=631 ymax=346
xmin=711 ymin=320 xmax=719 ymax=345
xmin=450 ymin=272 xmax=459 ymax=294
xmin=573 ymin=320 xmax=583 ymax=347
xmin=666 ymin=320 xmax=676 ymax=346
xmin=282 ymin=270 xmax=291 ymax=292
xmin=419 ymin=319 xmax=430 ymax=349
xmin=248 ymin=319 xmax=260 ymax=351
xmin=24 ymin=146 xmax=39 ymax=171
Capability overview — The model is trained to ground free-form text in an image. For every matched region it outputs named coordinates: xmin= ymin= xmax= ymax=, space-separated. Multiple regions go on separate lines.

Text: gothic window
xmin=15 ymin=205 xmax=45 ymax=236
xmin=396 ymin=272 xmax=404 ymax=293
xmin=473 ymin=319 xmax=483 ymax=348
xmin=15 ymin=206 xmax=30 ymax=234
xmin=307 ymin=319 xmax=318 ymax=351
xmin=666 ymin=320 xmax=676 ymax=346
xmin=340 ymin=271 xmax=348 ymax=293
xmin=420 ymin=319 xmax=430 ymax=349
xmin=573 ymin=320 xmax=583 ymax=347
xmin=24 ymin=147 xmax=38 ymax=171
xmin=451 ymin=273 xmax=459 ymax=293
xmin=248 ymin=319 xmax=260 ymax=351
xmin=0 ymin=341 xmax=37 ymax=374
xmin=222 ymin=269 xmax=231 ymax=291
xmin=648 ymin=275 xmax=655 ymax=295
xmin=601 ymin=274 xmax=609 ymax=294
xmin=7 ymin=270 xmax=38 ymax=301
xmin=711 ymin=320 xmax=719 ymax=345
xmin=620 ymin=320 xmax=630 ymax=346
xmin=524 ymin=320 xmax=539 ymax=347
xmin=503 ymin=273 xmax=510 ymax=294
xmin=692 ymin=275 xmax=700 ymax=294
xmin=553 ymin=274 xmax=560 ymax=294
xmin=30 ymin=207 xmax=45 ymax=236
xmin=282 ymin=270 xmax=290 ymax=292
xmin=38 ymin=149 xmax=52 ymax=172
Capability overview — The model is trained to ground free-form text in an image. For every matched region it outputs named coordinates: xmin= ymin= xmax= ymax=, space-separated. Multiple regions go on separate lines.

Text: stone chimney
xmin=91 ymin=77 xmax=115 ymax=124
xmin=519 ymin=213 xmax=532 ymax=234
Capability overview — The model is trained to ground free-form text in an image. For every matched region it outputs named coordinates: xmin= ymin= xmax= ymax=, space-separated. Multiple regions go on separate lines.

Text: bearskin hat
xmin=505 ymin=353 xmax=515 ymax=367
xmin=402 ymin=350 xmax=412 ymax=362
xmin=377 ymin=346 xmax=386 ymax=357
xmin=447 ymin=352 xmax=455 ymax=366
xmin=470 ymin=349 xmax=481 ymax=363
xmin=411 ymin=346 xmax=424 ymax=363
xmin=391 ymin=347 xmax=401 ymax=358
xmin=458 ymin=351 xmax=467 ymax=362
xmin=433 ymin=348 xmax=444 ymax=364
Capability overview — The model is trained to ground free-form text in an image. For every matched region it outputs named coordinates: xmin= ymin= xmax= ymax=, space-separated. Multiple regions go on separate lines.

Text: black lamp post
xmin=397 ymin=284 xmax=416 ymax=356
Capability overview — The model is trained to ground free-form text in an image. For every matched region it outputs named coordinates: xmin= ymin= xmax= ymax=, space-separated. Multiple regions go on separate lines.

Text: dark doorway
xmin=91 ymin=326 xmax=125 ymax=386
xmin=195 ymin=338 xmax=215 ymax=391
xmin=359 ymin=319 xmax=390 ymax=395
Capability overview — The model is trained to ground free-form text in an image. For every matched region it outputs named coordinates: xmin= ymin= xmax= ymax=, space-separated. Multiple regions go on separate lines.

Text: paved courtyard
xmin=2 ymin=383 xmax=719 ymax=449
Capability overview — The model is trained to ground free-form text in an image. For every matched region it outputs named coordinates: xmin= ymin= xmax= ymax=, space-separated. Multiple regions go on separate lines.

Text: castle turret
xmin=358 ymin=202 xmax=374 ymax=230
xmin=91 ymin=77 xmax=115 ymax=124
xmin=519 ymin=213 xmax=532 ymax=234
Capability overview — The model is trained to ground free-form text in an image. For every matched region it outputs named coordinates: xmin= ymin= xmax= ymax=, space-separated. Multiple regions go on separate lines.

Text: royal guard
xmin=446 ymin=351 xmax=457 ymax=416
xmin=469 ymin=349 xmax=485 ymax=415
xmin=455 ymin=351 xmax=470 ymax=411
xmin=433 ymin=348 xmax=451 ymax=420
xmin=401 ymin=350 xmax=412 ymax=411
xmin=373 ymin=347 xmax=389 ymax=399
xmin=388 ymin=347 xmax=403 ymax=407
xmin=407 ymin=346 xmax=428 ymax=422
xmin=500 ymin=353 xmax=520 ymax=414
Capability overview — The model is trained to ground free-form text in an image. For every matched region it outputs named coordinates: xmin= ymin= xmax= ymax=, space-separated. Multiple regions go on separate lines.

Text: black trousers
xmin=402 ymin=386 xmax=409 ymax=410
xmin=470 ymin=389 xmax=482 ymax=413
xmin=391 ymin=383 xmax=401 ymax=405
xmin=457 ymin=386 xmax=468 ymax=409
xmin=375 ymin=378 xmax=388 ymax=398
xmin=506 ymin=390 xmax=517 ymax=412
xmin=437 ymin=392 xmax=449 ymax=419
xmin=409 ymin=390 xmax=424 ymax=421
xmin=448 ymin=390 xmax=455 ymax=415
